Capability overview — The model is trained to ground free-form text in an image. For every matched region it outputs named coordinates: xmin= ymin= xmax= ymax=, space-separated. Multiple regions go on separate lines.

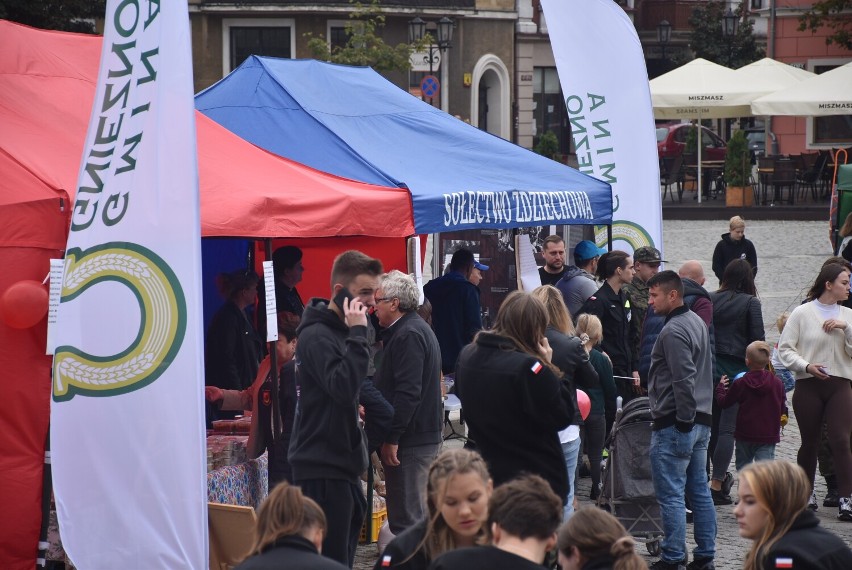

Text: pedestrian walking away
xmin=708 ymin=258 xmax=764 ymax=505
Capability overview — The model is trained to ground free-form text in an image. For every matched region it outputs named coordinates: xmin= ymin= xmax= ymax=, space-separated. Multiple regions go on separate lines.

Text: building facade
xmin=188 ymin=0 xmax=517 ymax=141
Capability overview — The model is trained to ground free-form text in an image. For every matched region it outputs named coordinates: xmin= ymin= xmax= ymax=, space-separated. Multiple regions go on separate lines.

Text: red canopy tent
xmin=0 ymin=20 xmax=413 ymax=568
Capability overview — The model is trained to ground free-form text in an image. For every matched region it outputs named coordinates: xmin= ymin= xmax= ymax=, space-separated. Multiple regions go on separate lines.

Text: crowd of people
xmin=201 ymin=217 xmax=852 ymax=569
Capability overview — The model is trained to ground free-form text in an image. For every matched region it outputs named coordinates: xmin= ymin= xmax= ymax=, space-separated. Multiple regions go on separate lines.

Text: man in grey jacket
xmin=647 ymin=271 xmax=716 ymax=570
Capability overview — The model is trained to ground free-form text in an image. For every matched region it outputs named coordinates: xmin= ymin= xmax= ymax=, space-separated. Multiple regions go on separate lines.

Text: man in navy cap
xmin=557 ymin=240 xmax=607 ymax=318
xmin=424 ymin=248 xmax=484 ymax=373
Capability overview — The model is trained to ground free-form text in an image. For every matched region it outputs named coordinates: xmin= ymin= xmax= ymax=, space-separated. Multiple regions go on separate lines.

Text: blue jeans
xmin=735 ymin=442 xmax=776 ymax=471
xmin=650 ymin=425 xmax=717 ymax=563
xmin=561 ymin=436 xmax=582 ymax=520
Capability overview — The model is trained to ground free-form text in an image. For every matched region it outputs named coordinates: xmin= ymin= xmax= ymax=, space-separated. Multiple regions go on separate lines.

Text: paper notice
xmin=262 ymin=261 xmax=278 ymax=342
xmin=516 ymin=234 xmax=542 ymax=292
xmin=46 ymin=258 xmax=67 ymax=355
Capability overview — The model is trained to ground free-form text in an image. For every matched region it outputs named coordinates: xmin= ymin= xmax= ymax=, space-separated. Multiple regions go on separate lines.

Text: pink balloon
xmin=0 ymin=280 xmax=49 ymax=329
xmin=577 ymin=389 xmax=591 ymax=421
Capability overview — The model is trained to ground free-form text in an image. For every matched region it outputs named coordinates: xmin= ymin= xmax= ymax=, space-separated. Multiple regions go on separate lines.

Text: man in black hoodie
xmin=288 ymin=250 xmax=383 ymax=567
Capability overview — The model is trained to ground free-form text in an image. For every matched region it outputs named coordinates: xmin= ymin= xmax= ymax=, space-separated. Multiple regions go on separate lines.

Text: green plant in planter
xmin=534 ymin=131 xmax=561 ymax=161
xmin=725 ymin=130 xmax=751 ymax=187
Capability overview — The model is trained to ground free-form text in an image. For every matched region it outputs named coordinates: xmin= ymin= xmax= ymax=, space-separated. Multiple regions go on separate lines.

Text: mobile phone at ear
xmin=333 ymin=287 xmax=355 ymax=310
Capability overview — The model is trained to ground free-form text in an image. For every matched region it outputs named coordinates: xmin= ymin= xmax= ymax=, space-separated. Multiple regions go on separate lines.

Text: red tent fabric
xmin=0 ymin=20 xmax=413 ymax=568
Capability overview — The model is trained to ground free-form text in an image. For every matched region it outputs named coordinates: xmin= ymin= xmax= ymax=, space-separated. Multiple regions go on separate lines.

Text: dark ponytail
xmin=595 ymin=250 xmax=630 ymax=281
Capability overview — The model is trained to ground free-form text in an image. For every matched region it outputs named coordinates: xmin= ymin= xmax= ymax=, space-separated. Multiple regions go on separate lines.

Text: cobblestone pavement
xmin=355 ymin=219 xmax=851 ymax=569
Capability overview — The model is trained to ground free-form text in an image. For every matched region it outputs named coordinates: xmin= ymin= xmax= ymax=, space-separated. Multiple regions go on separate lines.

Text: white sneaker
xmin=839 ymin=497 xmax=852 ymax=521
xmin=808 ymin=491 xmax=818 ymax=511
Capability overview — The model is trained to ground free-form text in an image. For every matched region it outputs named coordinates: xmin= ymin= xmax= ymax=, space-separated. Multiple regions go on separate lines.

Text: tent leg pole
xmin=37 ymin=427 xmax=51 ymax=568
xmin=264 ymin=239 xmax=282 ymax=443
xmin=607 ymin=225 xmax=613 ymax=251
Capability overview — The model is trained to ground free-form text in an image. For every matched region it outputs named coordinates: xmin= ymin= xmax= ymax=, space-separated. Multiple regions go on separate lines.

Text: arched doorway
xmin=471 ymin=54 xmax=510 ymax=140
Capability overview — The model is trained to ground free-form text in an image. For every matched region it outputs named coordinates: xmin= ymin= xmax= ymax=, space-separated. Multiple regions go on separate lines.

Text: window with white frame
xmin=222 ymin=18 xmax=295 ymax=74
xmin=327 ymin=19 xmax=349 ymax=55
xmin=808 ymin=59 xmax=852 ymax=147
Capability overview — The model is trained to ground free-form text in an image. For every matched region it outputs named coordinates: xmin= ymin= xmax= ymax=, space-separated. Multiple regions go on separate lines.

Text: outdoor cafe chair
xmin=757 ymin=156 xmax=775 ymax=204
xmin=660 ymin=155 xmax=685 ymax=202
xmin=772 ymin=159 xmax=797 ymax=205
xmin=796 ymin=151 xmax=829 ymax=202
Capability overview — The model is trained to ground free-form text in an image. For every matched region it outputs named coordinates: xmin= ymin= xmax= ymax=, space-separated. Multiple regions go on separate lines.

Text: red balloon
xmin=0 ymin=280 xmax=49 ymax=329
xmin=577 ymin=389 xmax=591 ymax=421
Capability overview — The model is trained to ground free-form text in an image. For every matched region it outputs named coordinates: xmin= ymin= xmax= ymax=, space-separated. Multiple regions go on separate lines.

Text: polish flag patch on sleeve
xmin=381 ymin=554 xmax=392 ymax=567
xmin=774 ymin=557 xmax=793 ymax=568
xmin=531 ymin=361 xmax=543 ymax=374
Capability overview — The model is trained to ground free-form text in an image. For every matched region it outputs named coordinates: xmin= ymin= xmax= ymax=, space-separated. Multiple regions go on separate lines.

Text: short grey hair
xmin=380 ymin=270 xmax=420 ymax=312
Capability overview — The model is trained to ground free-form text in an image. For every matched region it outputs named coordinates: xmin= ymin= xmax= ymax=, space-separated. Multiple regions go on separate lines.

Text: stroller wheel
xmin=647 ymin=540 xmax=661 ymax=556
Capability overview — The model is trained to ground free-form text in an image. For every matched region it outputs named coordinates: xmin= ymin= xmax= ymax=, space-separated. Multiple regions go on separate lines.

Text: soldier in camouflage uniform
xmin=624 ymin=246 xmax=666 ymax=390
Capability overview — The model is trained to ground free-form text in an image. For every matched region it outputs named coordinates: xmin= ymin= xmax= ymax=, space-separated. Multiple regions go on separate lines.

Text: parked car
xmin=744 ymin=128 xmax=766 ymax=160
xmin=656 ymin=123 xmax=727 ymax=160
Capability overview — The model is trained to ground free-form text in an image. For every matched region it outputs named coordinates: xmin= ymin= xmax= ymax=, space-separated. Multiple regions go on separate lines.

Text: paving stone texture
xmin=354 ymin=219 xmax=852 ymax=569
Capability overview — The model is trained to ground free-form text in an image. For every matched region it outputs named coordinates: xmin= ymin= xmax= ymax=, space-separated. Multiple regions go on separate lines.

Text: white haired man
xmin=373 ymin=270 xmax=443 ymax=534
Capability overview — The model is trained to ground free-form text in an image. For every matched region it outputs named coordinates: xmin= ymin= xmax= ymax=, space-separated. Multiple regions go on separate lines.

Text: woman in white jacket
xmin=779 ymin=262 xmax=852 ymax=522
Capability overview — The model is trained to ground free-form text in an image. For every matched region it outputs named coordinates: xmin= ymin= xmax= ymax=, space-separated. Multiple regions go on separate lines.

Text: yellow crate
xmin=359 ymin=508 xmax=387 ymax=543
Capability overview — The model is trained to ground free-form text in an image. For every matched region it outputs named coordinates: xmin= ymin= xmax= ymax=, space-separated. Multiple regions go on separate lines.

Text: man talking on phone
xmin=288 ymin=250 xmax=383 ymax=566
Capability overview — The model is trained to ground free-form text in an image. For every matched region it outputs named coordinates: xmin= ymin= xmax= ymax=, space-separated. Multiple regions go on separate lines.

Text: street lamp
xmin=408 ymin=16 xmax=454 ymax=105
xmin=721 ymin=7 xmax=739 ymax=66
xmin=657 ymin=19 xmax=671 ymax=64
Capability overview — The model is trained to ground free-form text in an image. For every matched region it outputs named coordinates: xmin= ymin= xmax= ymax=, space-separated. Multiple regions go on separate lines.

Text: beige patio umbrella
xmin=751 ymin=61 xmax=852 ymax=116
xmin=735 ymin=58 xmax=815 ymax=157
xmin=650 ymin=58 xmax=756 ymax=202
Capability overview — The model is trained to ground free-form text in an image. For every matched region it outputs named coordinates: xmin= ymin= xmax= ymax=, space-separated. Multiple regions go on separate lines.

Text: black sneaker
xmin=721 ymin=472 xmax=735 ymax=496
xmin=650 ymin=559 xmax=686 ymax=570
xmin=686 ymin=558 xmax=715 ymax=570
xmin=711 ymin=488 xmax=732 ymax=506
xmin=824 ymin=488 xmax=840 ymax=508
xmin=839 ymin=497 xmax=852 ymax=521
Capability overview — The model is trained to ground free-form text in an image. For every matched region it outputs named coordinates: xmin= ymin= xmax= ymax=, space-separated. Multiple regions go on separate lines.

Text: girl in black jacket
xmin=235 ymin=483 xmax=347 ymax=570
xmin=736 ymin=460 xmax=852 ymax=570
xmin=375 ymin=449 xmax=493 ymax=570
xmin=533 ymin=285 xmax=595 ymax=516
xmin=455 ymin=290 xmax=575 ymax=503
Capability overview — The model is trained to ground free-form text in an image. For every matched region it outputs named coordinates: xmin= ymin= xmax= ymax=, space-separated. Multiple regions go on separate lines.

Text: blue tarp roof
xmin=196 ymin=57 xmax=612 ymax=234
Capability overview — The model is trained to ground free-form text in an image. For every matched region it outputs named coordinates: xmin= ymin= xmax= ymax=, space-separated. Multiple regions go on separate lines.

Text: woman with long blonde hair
xmin=533 ymin=285 xmax=597 ymax=518
xmin=735 ymin=461 xmax=852 ymax=570
xmin=374 ymin=449 xmax=492 ymax=570
xmin=455 ymin=291 xmax=574 ymax=506
xmin=235 ymin=482 xmax=346 ymax=569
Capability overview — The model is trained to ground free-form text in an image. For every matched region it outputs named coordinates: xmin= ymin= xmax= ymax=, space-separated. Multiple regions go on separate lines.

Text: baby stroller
xmin=596 ymin=396 xmax=664 ymax=556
